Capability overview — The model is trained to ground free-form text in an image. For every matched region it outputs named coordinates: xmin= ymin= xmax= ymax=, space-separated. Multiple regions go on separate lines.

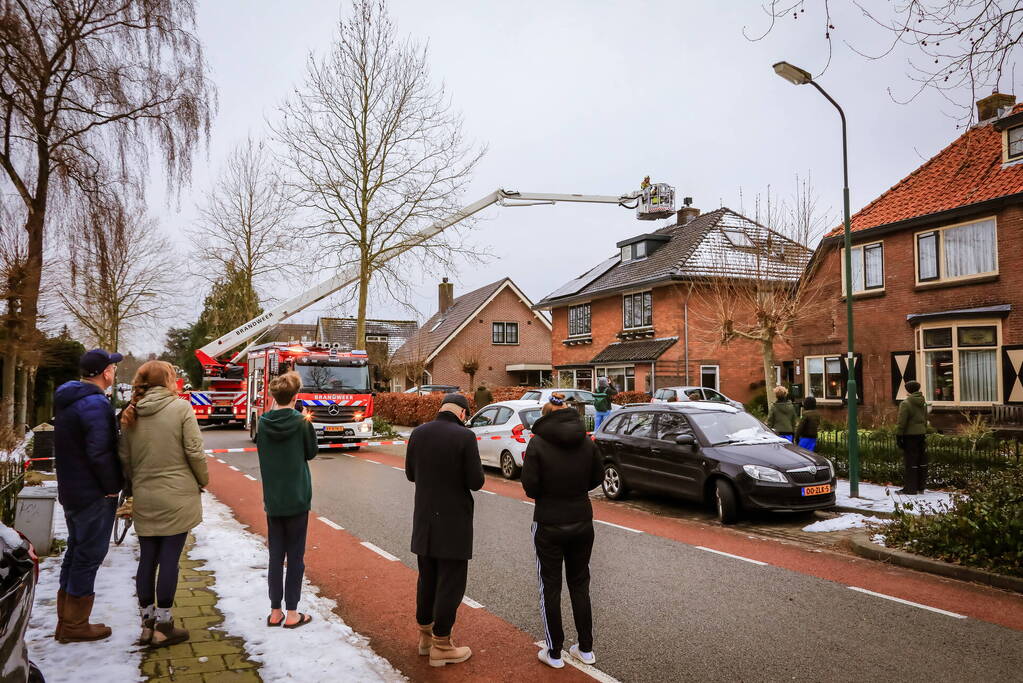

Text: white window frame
xmin=622 ymin=290 xmax=653 ymax=330
xmin=803 ymin=355 xmax=846 ymax=403
xmin=913 ymin=216 xmax=999 ymax=286
xmin=916 ymin=319 xmax=1002 ymax=406
xmin=840 ymin=241 xmax=885 ymax=295
xmin=595 ymin=366 xmax=636 ymax=392
xmin=1005 ymin=124 xmax=1023 ymax=162
xmin=699 ymin=365 xmax=720 ymax=391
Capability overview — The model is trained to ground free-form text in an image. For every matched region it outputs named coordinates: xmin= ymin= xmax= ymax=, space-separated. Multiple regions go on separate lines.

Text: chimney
xmin=677 ymin=197 xmax=700 ymax=225
xmin=977 ymin=92 xmax=1016 ymax=121
xmin=438 ymin=277 xmax=454 ymax=315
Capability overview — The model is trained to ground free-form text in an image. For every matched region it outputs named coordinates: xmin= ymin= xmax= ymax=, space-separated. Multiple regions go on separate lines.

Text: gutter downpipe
xmin=684 ymin=298 xmax=691 ymax=385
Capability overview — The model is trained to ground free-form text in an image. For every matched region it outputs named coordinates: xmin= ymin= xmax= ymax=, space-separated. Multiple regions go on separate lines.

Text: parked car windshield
xmin=686 ymin=410 xmax=785 ymax=446
xmin=519 ymin=408 xmax=542 ymax=428
xmin=296 ymin=364 xmax=370 ymax=392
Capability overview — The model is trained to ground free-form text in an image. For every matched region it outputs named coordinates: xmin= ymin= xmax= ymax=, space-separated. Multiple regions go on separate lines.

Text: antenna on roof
xmin=683 ymin=197 xmax=693 ymax=207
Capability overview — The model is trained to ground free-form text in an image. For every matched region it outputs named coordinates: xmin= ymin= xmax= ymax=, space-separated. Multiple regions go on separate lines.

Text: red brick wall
xmin=427 ymin=285 xmax=552 ymax=389
xmin=550 ymin=284 xmax=787 ymax=403
xmin=790 ymin=204 xmax=1023 ymax=426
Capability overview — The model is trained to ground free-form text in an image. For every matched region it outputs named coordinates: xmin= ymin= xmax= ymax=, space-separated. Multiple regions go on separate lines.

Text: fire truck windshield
xmin=296 ymin=363 xmax=370 ymax=393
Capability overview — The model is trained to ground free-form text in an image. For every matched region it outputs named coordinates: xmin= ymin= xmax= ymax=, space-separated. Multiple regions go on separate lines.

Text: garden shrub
xmin=614 ymin=391 xmax=650 ymax=405
xmin=882 ymin=468 xmax=1023 ymax=577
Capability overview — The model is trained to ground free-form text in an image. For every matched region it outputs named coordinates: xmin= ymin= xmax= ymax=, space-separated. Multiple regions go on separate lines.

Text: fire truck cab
xmin=246 ymin=342 xmax=375 ymax=446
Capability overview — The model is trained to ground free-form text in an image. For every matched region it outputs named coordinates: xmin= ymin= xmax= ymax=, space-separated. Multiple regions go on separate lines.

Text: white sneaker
xmin=538 ymin=648 xmax=564 ymax=669
xmin=570 ymin=644 xmax=596 ymax=665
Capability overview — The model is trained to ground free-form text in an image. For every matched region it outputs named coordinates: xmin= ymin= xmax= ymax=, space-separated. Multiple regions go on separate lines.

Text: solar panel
xmin=544 ymin=256 xmax=620 ymax=300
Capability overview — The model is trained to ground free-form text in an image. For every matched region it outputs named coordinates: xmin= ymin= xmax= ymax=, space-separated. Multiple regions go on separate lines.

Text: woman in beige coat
xmin=119 ymin=360 xmax=208 ymax=649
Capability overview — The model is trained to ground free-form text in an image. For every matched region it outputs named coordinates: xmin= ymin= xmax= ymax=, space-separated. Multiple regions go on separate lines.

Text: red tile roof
xmin=836 ymin=105 xmax=1023 ymax=236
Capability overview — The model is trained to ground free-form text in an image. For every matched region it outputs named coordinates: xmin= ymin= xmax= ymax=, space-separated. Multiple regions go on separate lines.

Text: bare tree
xmin=459 ymin=353 xmax=480 ymax=391
xmin=747 ymin=1 xmax=1023 ymax=123
xmin=188 ymin=136 xmax=295 ymax=301
xmin=0 ymin=0 xmax=214 ymax=433
xmin=273 ymin=0 xmax=485 ymax=349
xmin=59 ymin=200 xmax=177 ymax=351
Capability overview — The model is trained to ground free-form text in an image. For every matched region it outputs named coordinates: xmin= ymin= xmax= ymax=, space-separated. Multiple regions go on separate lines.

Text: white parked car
xmin=650 ymin=386 xmax=744 ymax=410
xmin=465 ymin=400 xmax=542 ymax=479
xmin=519 ymin=388 xmax=621 ymax=417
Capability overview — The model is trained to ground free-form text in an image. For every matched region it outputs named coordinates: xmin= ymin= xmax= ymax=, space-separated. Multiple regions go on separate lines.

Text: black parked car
xmin=1 ymin=524 xmax=44 ymax=682
xmin=595 ymin=403 xmax=836 ymax=524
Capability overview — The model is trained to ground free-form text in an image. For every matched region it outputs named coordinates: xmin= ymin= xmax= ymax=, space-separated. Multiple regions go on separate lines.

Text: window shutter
xmin=1002 ymin=345 xmax=1023 ymax=405
xmin=840 ymin=353 xmax=864 ymax=405
xmin=890 ymin=351 xmax=916 ymax=402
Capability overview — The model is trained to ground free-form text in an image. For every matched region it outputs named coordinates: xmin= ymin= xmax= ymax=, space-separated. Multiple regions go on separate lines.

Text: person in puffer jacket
xmin=521 ymin=392 xmax=603 ymax=670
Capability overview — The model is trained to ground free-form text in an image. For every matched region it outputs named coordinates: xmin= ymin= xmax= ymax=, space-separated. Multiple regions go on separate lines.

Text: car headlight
xmin=825 ymin=459 xmax=835 ymax=479
xmin=742 ymin=464 xmax=787 ymax=483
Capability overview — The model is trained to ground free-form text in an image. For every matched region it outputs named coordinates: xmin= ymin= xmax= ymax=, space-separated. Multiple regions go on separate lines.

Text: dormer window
xmin=1008 ymin=125 xmax=1023 ymax=161
xmin=618 ymin=234 xmax=668 ymax=262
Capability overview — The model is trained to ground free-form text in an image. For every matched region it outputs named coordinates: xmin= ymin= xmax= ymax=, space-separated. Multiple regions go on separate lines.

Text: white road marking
xmin=364 ymin=459 xmax=381 ymax=464
xmin=243 ymin=474 xmax=257 ymax=481
xmin=594 ymin=519 xmax=642 ymax=534
xmin=215 ymin=458 xmax=226 ymax=464
xmin=228 ymin=465 xmax=240 ymax=472
xmin=848 ymin=587 xmax=967 ymax=619
xmin=317 ymin=516 xmax=344 ymax=531
xmin=391 ymin=466 xmax=404 ymax=471
xmin=478 ymin=489 xmax=496 ymax=495
xmin=360 ymin=541 xmax=399 ymax=561
xmin=461 ymin=596 xmax=483 ymax=609
xmin=522 ymin=500 xmax=535 ymax=506
xmin=695 ymin=546 xmax=767 ymax=566
xmin=534 ymin=642 xmax=622 ymax=683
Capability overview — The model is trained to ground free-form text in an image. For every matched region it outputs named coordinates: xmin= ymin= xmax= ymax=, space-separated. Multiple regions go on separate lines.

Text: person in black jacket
xmin=405 ymin=393 xmax=484 ymax=668
xmin=522 ymin=392 xmax=603 ymax=669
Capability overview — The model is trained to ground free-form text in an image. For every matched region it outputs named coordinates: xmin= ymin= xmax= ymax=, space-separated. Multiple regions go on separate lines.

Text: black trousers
xmin=902 ymin=435 xmax=928 ymax=493
xmin=267 ymin=512 xmax=309 ymax=611
xmin=532 ymin=520 xmax=595 ymax=658
xmin=137 ymin=532 xmax=188 ymax=609
xmin=416 ymin=556 xmax=468 ymax=637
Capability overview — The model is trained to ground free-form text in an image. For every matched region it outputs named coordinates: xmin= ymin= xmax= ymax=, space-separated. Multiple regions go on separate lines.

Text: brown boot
xmin=54 ymin=589 xmax=66 ymax=640
xmin=417 ymin=622 xmax=433 ymax=656
xmin=429 ymin=633 xmax=472 ymax=667
xmin=58 ymin=593 xmax=111 ymax=643
xmin=150 ymin=617 xmax=189 ymax=649
xmin=137 ymin=606 xmax=156 ymax=646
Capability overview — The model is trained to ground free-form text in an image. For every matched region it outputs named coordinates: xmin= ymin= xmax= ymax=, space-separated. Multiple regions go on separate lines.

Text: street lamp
xmin=773 ymin=61 xmax=861 ymax=498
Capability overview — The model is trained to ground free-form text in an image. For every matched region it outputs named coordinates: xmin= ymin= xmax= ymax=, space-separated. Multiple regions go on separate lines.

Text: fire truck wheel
xmin=249 ymin=416 xmax=258 ymax=443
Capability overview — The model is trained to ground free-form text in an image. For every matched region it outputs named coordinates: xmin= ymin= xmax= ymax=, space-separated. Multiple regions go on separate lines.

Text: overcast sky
xmin=139 ymin=1 xmax=979 ymax=353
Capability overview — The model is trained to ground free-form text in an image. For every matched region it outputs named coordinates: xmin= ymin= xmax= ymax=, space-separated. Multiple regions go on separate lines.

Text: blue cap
xmin=79 ymin=349 xmax=124 ymax=378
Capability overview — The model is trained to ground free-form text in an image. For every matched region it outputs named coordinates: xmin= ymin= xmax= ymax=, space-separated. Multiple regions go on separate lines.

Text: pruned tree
xmin=747 ymin=1 xmax=1023 ymax=123
xmin=58 ymin=200 xmax=177 ymax=351
xmin=188 ymin=136 xmax=295 ymax=301
xmin=0 ymin=0 xmax=214 ymax=434
xmin=459 ymin=353 xmax=480 ymax=391
xmin=273 ymin=0 xmax=485 ymax=350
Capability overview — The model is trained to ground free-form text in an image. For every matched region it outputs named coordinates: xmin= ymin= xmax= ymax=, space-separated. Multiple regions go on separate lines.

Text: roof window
xmin=722 ymin=229 xmax=754 ymax=247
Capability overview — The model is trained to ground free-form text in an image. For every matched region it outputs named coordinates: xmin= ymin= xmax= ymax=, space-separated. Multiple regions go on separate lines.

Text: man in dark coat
xmin=53 ymin=348 xmax=124 ymax=643
xmin=405 ymin=393 xmax=484 ymax=667
xmin=472 ymin=381 xmax=493 ymax=411
xmin=896 ymin=380 xmax=928 ymax=495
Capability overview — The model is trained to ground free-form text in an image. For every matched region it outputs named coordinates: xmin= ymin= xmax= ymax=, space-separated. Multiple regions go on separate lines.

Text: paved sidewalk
xmin=141 ymin=535 xmax=261 ymax=683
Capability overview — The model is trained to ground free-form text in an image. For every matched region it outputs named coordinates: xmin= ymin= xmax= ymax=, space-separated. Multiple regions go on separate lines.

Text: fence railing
xmin=0 ymin=437 xmax=28 ymax=526
xmin=815 ymin=430 xmax=1022 ymax=489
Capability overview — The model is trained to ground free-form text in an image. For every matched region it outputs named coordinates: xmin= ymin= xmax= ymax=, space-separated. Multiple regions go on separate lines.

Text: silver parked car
xmin=650 ymin=386 xmax=744 ymax=410
xmin=520 ymin=388 xmax=621 ymax=418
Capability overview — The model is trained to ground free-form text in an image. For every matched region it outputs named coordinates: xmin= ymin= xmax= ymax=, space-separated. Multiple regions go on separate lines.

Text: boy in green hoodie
xmin=256 ymin=371 xmax=318 ymax=629
xmin=896 ymin=380 xmax=928 ymax=495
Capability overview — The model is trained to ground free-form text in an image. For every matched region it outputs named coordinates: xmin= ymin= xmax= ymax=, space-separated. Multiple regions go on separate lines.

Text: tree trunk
xmin=0 ymin=349 xmax=14 ymax=429
xmin=761 ymin=338 xmax=777 ymax=407
xmin=355 ymin=267 xmax=370 ymax=350
xmin=17 ymin=208 xmax=46 ymax=435
xmin=14 ymin=362 xmax=27 ymax=434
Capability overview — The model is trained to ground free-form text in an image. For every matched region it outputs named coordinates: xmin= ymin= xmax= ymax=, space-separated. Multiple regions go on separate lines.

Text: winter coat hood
xmin=905 ymin=392 xmax=926 ymax=409
xmin=531 ymin=408 xmax=587 ymax=447
xmin=135 ymin=386 xmax=178 ymax=417
xmin=54 ymin=380 xmax=104 ymax=410
xmin=259 ymin=408 xmax=307 ymax=441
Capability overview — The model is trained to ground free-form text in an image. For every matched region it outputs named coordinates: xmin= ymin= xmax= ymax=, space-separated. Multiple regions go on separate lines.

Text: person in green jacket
xmin=473 ymin=381 xmax=493 ymax=411
xmin=896 ymin=380 xmax=928 ymax=495
xmin=257 ymin=371 xmax=318 ymax=629
xmin=766 ymin=385 xmax=797 ymax=442
xmin=592 ymin=380 xmax=614 ymax=430
xmin=794 ymin=396 xmax=821 ymax=452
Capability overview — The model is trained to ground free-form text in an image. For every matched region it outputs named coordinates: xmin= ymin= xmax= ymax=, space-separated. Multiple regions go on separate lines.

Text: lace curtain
xmin=944 ymin=220 xmax=996 ymax=278
xmin=959 ymin=349 xmax=997 ymax=402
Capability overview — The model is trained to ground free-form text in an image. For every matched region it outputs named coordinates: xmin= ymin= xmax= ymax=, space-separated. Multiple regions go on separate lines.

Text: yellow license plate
xmin=802 ymin=484 xmax=832 ymax=496
xmin=325 ymin=425 xmax=347 ymax=432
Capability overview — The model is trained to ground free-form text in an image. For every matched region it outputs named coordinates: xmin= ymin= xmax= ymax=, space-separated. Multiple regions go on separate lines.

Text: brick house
xmin=534 ymin=207 xmax=809 ymax=402
xmin=791 ymin=93 xmax=1023 ymax=429
xmin=390 ymin=278 xmax=552 ymax=389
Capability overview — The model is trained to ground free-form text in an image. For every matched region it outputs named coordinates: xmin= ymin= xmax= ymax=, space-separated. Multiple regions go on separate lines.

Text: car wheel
xmin=602 ymin=463 xmax=627 ymax=500
xmin=715 ymin=479 xmax=740 ymax=525
xmin=249 ymin=415 xmax=258 ymax=443
xmin=500 ymin=450 xmax=521 ymax=479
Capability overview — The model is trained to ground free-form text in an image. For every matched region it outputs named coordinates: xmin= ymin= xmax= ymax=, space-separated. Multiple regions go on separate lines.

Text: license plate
xmin=802 ymin=484 xmax=832 ymax=496
xmin=325 ymin=426 xmax=353 ymax=434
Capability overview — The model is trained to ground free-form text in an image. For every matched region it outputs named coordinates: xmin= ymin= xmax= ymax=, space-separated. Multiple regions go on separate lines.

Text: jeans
xmin=137 ymin=533 xmax=188 ymax=608
xmin=59 ymin=496 xmax=116 ymax=597
xmin=416 ymin=556 xmax=468 ymax=637
xmin=779 ymin=433 xmax=794 ymax=443
xmin=532 ymin=520 xmax=595 ymax=658
xmin=798 ymin=437 xmax=817 ymax=452
xmin=267 ymin=512 xmax=309 ymax=611
xmin=594 ymin=411 xmax=610 ymax=430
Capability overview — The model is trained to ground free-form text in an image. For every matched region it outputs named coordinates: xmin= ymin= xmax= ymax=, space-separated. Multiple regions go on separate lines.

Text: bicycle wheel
xmin=112 ymin=491 xmax=133 ymax=545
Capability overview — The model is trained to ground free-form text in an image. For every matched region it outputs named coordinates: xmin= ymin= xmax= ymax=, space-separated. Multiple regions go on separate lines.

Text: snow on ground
xmin=835 ymin=479 xmax=959 ymax=515
xmin=25 ymin=486 xmax=144 ymax=683
xmin=191 ymin=492 xmax=404 ymax=682
xmin=1 ymin=433 xmax=31 ymax=463
xmin=802 ymin=513 xmax=890 ymax=533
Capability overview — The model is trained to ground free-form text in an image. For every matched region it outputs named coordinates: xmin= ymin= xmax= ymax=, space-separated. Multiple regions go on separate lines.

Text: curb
xmin=831 ymin=505 xmax=896 ymax=519
xmin=848 ymin=531 xmax=1023 ymax=594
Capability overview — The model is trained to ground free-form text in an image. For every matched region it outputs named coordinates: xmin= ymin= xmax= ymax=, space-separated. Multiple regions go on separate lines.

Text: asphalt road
xmin=202 ymin=426 xmax=1023 ymax=683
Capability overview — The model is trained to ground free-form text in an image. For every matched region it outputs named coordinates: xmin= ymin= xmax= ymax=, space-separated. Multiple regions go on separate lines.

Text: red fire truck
xmin=180 ymin=362 xmax=248 ymax=428
xmin=245 ymin=342 xmax=374 ymax=446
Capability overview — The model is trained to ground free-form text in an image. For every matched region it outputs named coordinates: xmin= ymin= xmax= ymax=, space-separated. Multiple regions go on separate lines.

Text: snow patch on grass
xmin=835 ymin=479 xmax=958 ymax=515
xmin=802 ymin=513 xmax=890 ymax=533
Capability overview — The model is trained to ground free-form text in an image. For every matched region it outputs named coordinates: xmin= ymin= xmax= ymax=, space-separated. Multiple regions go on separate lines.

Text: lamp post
xmin=772 ymin=61 xmax=860 ymax=497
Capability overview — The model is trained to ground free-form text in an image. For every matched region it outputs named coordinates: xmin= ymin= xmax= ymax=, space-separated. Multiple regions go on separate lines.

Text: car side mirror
xmin=675 ymin=434 xmax=696 ymax=446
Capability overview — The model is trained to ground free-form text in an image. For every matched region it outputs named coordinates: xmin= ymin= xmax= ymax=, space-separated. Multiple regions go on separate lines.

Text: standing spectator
xmin=473 ymin=381 xmax=493 ymax=411
xmin=405 ymin=393 xmax=484 ymax=668
xmin=766 ymin=385 xmax=796 ymax=442
xmin=592 ymin=380 xmax=613 ymax=430
xmin=119 ymin=360 xmax=208 ymax=648
xmin=256 ymin=371 xmax=317 ymax=629
xmin=522 ymin=393 xmax=603 ymax=669
xmin=794 ymin=396 xmax=821 ymax=452
xmin=53 ymin=348 xmax=123 ymax=643
xmin=896 ymin=380 xmax=928 ymax=495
